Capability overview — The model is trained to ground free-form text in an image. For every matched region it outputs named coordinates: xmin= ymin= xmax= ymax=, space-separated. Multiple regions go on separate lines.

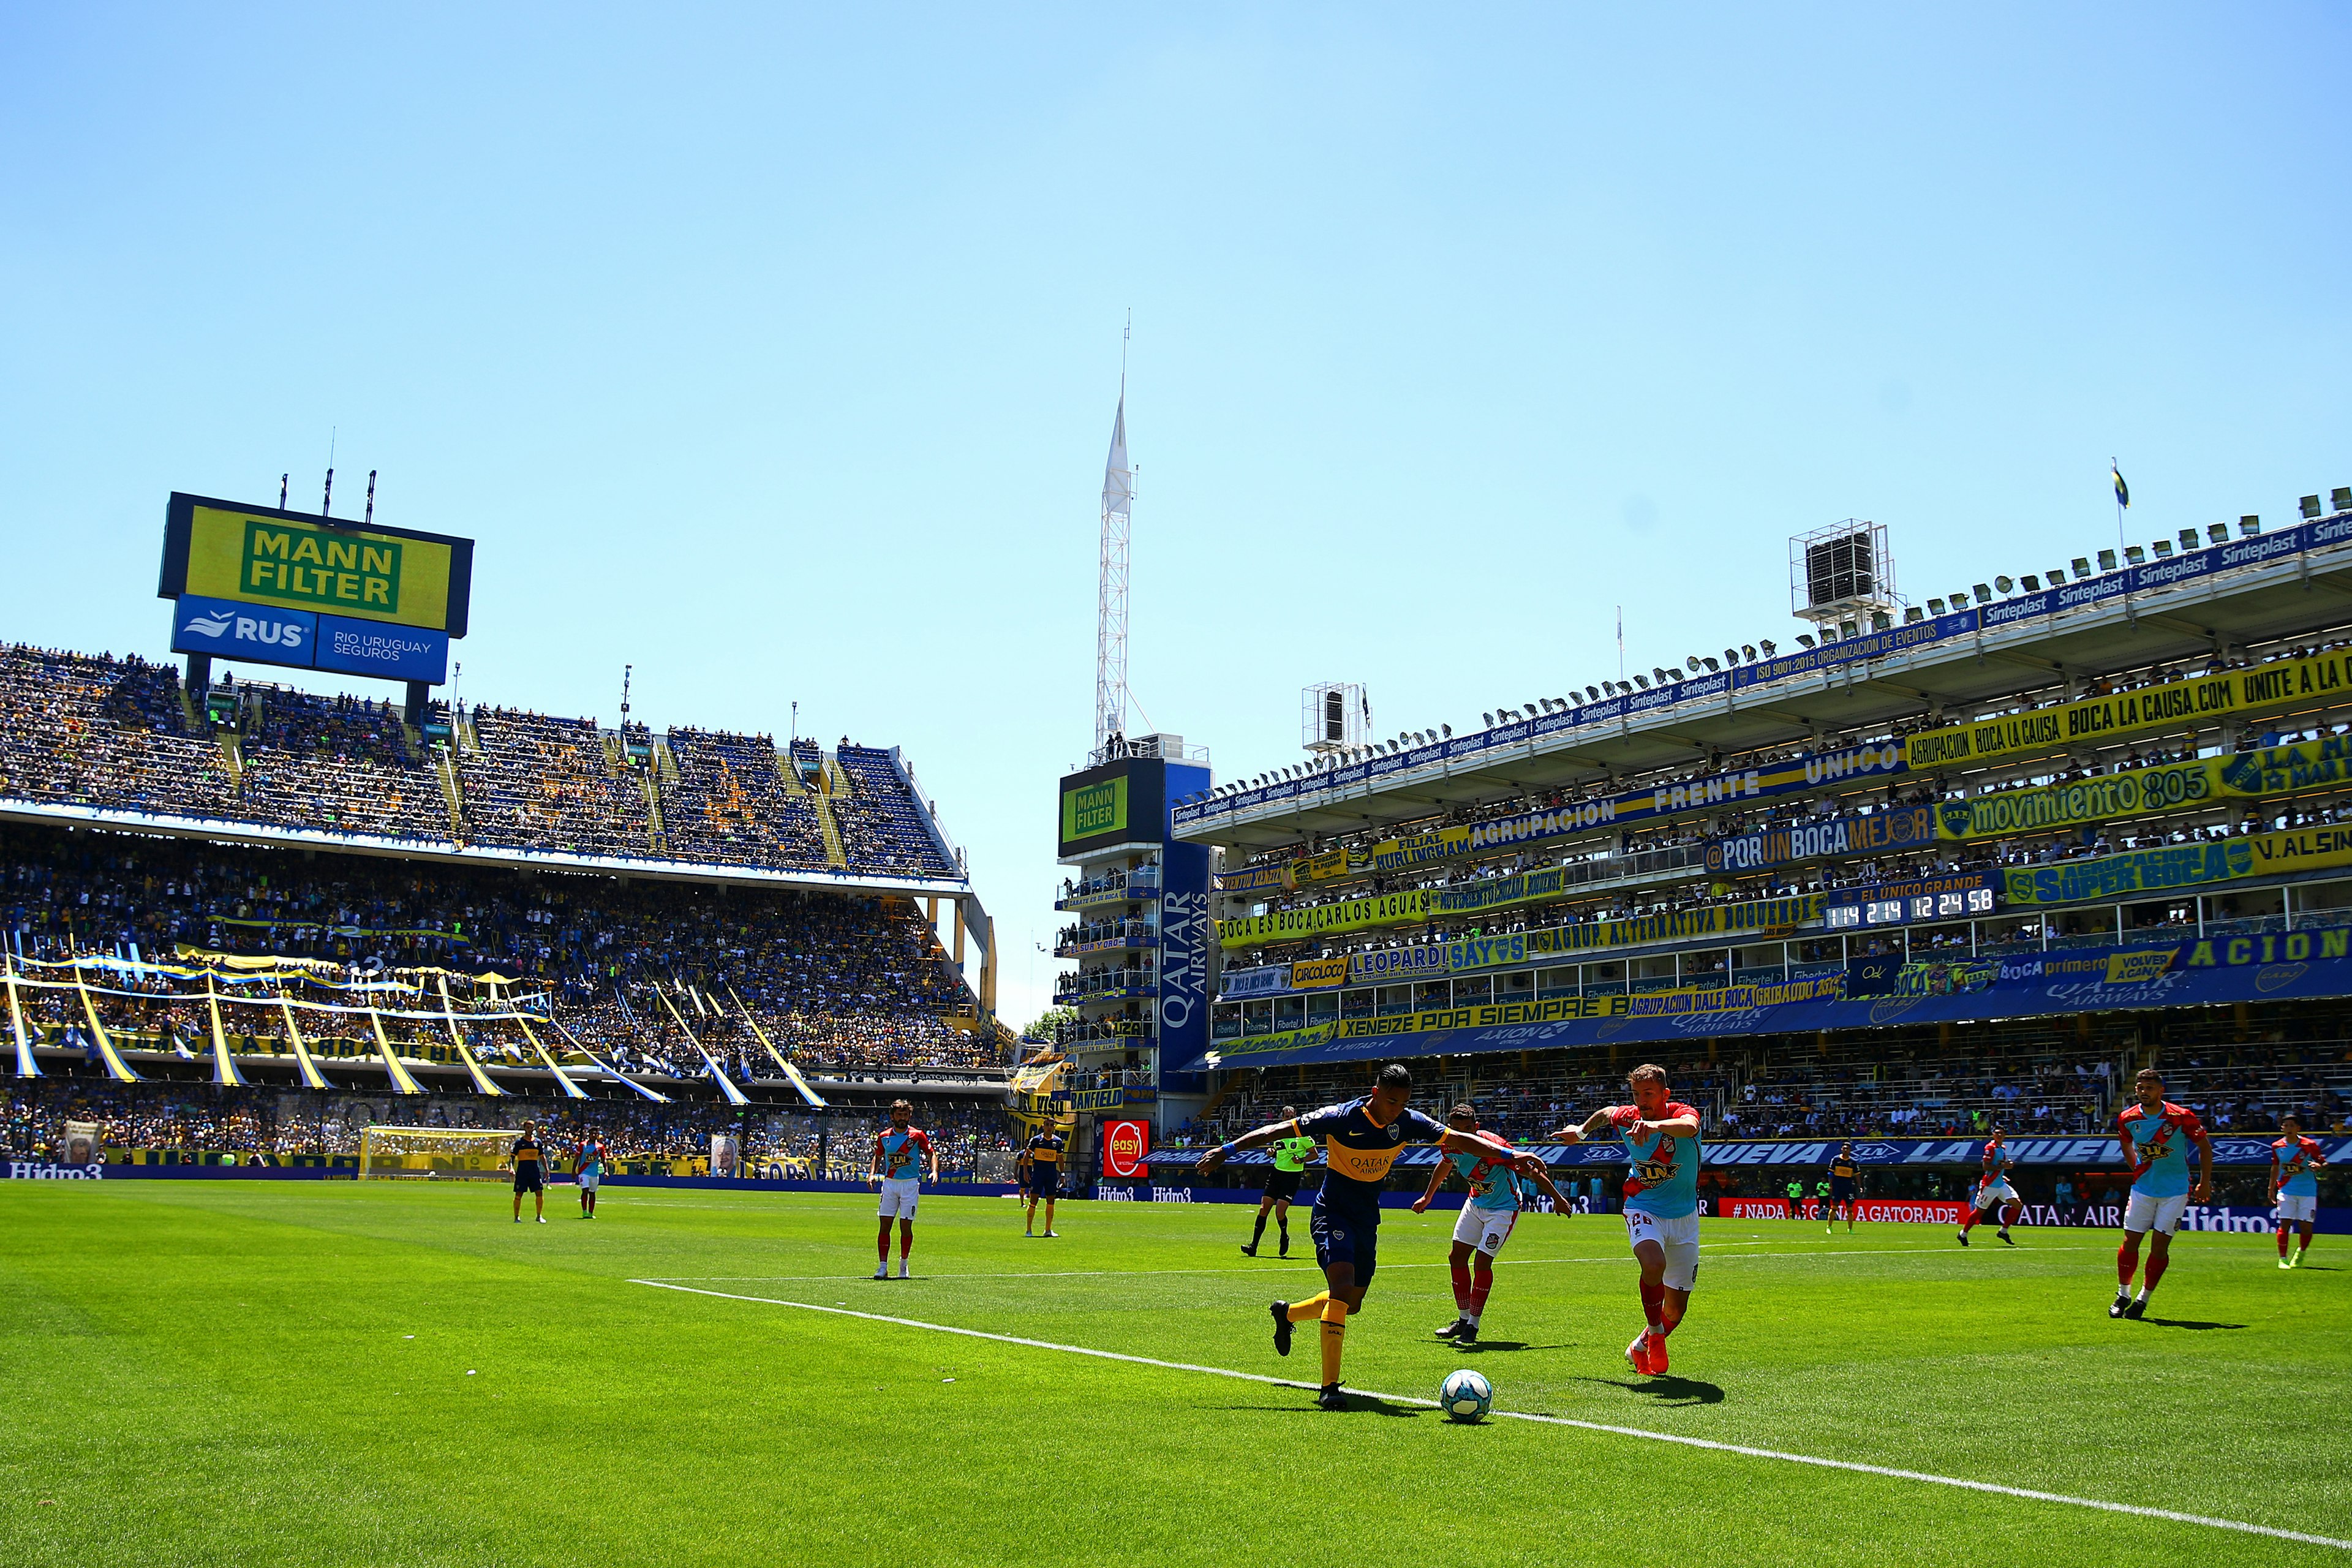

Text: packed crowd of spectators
xmin=0 ymin=820 xmax=998 ymax=1073
xmin=2 ymin=1085 xmax=1020 ymax=1178
xmin=0 ymin=642 xmax=962 ymax=883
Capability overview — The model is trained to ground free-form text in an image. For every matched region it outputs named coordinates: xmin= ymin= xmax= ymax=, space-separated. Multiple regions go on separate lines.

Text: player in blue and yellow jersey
xmin=1412 ymin=1102 xmax=1572 ymax=1344
xmin=510 ymin=1122 xmax=546 ymax=1224
xmin=1554 ymin=1064 xmax=1702 ymax=1377
xmin=1199 ymin=1063 xmax=1542 ymax=1409
xmin=2111 ymin=1068 xmax=2214 ymax=1319
xmin=2270 ymin=1114 xmax=2328 ymax=1269
xmin=869 ymin=1099 xmax=937 ymax=1280
xmin=1826 ymin=1142 xmax=1861 ymax=1233
xmin=1958 ymin=1129 xmax=2021 ymax=1246
xmin=1019 ymin=1125 xmax=1066 ymax=1238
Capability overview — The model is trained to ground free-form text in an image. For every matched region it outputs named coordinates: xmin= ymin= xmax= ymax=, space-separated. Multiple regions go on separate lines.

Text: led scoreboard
xmin=1823 ymin=872 xmax=2000 ymax=930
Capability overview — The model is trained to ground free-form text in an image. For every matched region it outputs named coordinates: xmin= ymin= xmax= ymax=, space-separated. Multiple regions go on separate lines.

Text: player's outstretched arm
xmin=1197 ymin=1117 xmax=1296 ymax=1172
xmin=1435 ymin=1125 xmax=1545 ymax=1176
xmin=1411 ymin=1156 xmax=1450 ymax=1214
xmin=1637 ymin=1110 xmax=1701 ymax=1139
xmin=1550 ymin=1107 xmax=1617 ymax=1145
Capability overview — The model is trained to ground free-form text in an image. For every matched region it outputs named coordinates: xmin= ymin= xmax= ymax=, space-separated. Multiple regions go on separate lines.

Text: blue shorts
xmin=1830 ymin=1178 xmax=1856 ymax=1200
xmin=1028 ymin=1167 xmax=1060 ymax=1199
xmin=1310 ymin=1200 xmax=1379 ymax=1286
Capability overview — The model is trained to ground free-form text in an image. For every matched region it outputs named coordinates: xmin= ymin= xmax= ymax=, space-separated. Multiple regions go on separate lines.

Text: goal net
xmin=357 ymin=1125 xmax=521 ymax=1181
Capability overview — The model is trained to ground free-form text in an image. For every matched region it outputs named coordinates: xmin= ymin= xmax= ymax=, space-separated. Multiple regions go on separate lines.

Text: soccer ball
xmin=1439 ymin=1368 xmax=1491 ymax=1423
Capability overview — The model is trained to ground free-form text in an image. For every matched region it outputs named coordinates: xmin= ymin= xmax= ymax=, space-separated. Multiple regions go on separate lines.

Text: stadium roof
xmin=1177 ymin=514 xmax=2352 ymax=856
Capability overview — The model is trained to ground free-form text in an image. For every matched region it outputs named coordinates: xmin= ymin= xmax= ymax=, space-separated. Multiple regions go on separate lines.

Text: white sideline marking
xmin=636 ymin=1243 xmax=2106 ymax=1283
xmin=629 ymin=1278 xmax=2351 ymax=1551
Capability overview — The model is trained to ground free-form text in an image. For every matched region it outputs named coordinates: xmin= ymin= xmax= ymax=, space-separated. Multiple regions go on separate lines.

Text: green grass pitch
xmin=2 ymin=1182 xmax=2345 ymax=1566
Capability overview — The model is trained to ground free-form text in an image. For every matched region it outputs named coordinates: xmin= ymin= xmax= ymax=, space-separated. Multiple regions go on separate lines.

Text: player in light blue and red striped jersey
xmin=1555 ymin=1063 xmax=1702 ymax=1377
xmin=2111 ymin=1068 xmax=2213 ymax=1319
xmin=2270 ymin=1114 xmax=2328 ymax=1269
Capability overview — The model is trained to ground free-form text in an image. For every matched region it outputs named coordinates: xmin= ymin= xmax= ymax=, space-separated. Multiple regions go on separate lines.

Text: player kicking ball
xmin=1020 ymin=1124 xmax=1065 ymax=1237
xmin=2271 ymin=1114 xmax=2328 ymax=1269
xmin=1958 ymin=1129 xmax=2021 ymax=1246
xmin=1412 ymin=1102 xmax=1572 ymax=1345
xmin=1198 ymin=1063 xmax=1542 ymax=1411
xmin=1553 ymin=1064 xmax=1702 ymax=1378
xmin=870 ymin=1099 xmax=938 ymax=1280
xmin=2111 ymin=1068 xmax=2214 ymax=1319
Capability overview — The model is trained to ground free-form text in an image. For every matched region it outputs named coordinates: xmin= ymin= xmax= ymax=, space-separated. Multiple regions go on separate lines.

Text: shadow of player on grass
xmin=1577 ymin=1374 xmax=1725 ymax=1406
xmin=2135 ymin=1317 xmax=2248 ymax=1331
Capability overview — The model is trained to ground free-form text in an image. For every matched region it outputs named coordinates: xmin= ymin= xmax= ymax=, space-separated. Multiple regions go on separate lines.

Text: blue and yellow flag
xmin=2112 ymin=463 xmax=2130 ymax=509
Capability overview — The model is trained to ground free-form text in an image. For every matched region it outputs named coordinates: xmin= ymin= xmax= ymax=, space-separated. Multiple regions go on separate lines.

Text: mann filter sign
xmin=1063 ymin=777 xmax=1127 ymax=842
xmin=159 ymin=492 xmax=474 ymax=636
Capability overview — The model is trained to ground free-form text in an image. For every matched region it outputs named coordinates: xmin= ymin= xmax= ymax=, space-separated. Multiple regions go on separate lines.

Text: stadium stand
xmin=0 ymin=641 xmax=962 ymax=883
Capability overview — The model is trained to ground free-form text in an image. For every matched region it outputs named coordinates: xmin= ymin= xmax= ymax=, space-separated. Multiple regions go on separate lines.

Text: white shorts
xmin=877 ymin=1177 xmax=921 ymax=1218
xmin=2276 ymin=1194 xmax=2317 ymax=1224
xmin=1973 ymin=1180 xmax=2019 ymax=1210
xmin=2122 ymin=1190 xmax=2187 ymax=1235
xmin=578 ymin=1172 xmax=600 ymax=1191
xmin=1452 ymin=1203 xmax=1518 ymax=1257
xmin=1625 ymin=1208 xmax=1700 ymax=1292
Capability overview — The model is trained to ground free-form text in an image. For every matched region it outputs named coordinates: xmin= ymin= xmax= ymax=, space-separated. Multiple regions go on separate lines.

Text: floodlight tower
xmin=1790 ymin=519 xmax=1902 ymax=636
xmin=1095 ymin=328 xmax=1134 ymax=760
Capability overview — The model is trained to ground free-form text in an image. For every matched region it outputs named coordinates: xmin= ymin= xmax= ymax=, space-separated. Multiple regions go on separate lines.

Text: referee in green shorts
xmin=1243 ymin=1107 xmax=1316 ymax=1258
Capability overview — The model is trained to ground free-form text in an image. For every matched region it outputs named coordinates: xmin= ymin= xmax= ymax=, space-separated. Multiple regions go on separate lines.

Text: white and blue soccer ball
xmin=1439 ymin=1368 xmax=1492 ymax=1423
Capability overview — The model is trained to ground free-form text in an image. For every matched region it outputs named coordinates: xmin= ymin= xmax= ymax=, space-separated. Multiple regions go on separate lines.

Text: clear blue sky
xmin=4 ymin=5 xmax=2346 ymax=1030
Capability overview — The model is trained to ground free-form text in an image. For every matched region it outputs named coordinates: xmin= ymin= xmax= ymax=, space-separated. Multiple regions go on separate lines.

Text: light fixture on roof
xmin=1701 ymin=656 xmax=1721 ymax=672
xmin=1758 ymin=639 xmax=1776 ymax=656
xmin=1741 ymin=645 xmax=1757 ymax=662
xmin=1797 ymin=633 xmax=1817 ymax=649
xmin=2241 ymin=514 xmax=2262 ymax=536
xmin=2021 ymin=573 xmax=2041 ymax=590
xmin=1441 ymin=722 xmax=1452 ymax=736
xmin=1994 ymin=575 xmax=2014 ymax=594
xmin=1722 ymin=647 xmax=1740 ymax=666
xmin=1586 ymin=685 xmax=1601 ymax=701
xmin=2070 ymin=558 xmax=2090 ymax=577
xmin=1633 ymin=674 xmax=1650 ymax=689
xmin=2177 ymin=529 xmax=2199 ymax=552
xmin=2124 ymin=545 xmax=2145 ymax=564
xmin=2205 ymin=522 xmax=2228 ymax=544
xmin=1906 ymin=606 xmax=1926 ymax=624
xmin=2150 ymin=541 xmax=2171 ymax=560
xmin=1928 ymin=598 xmax=1945 ymax=615
xmin=1482 ymin=712 xmax=1494 ymax=726
xmin=2046 ymin=568 xmax=2067 ymax=585
xmin=2094 ymin=551 xmax=2115 ymax=571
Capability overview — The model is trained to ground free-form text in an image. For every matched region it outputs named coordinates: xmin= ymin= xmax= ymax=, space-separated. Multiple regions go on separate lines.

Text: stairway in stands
xmin=809 ymin=756 xmax=849 ymax=870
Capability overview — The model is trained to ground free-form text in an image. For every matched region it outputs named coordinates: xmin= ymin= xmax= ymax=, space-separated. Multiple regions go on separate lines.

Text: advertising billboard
xmin=159 ymin=492 xmax=474 ymax=636
xmin=1057 ymin=758 xmax=1169 ymax=860
xmin=1102 ymin=1118 xmax=1151 ymax=1179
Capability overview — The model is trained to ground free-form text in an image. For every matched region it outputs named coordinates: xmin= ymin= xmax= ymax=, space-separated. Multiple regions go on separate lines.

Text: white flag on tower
xmin=1102 ymin=397 xmax=1133 ymax=519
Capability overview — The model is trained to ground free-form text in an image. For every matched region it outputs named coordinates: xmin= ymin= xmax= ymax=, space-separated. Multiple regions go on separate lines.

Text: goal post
xmin=357 ymin=1125 xmax=519 ymax=1181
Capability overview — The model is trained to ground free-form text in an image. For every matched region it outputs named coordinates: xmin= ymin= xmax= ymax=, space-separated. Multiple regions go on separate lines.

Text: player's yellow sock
xmin=1319 ymin=1298 xmax=1349 ymax=1385
xmin=1286 ymin=1292 xmax=1330 ymax=1323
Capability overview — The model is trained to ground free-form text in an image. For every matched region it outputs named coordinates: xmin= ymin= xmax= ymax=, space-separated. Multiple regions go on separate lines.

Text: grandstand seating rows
xmin=0 ymin=645 xmax=959 ymax=881
xmin=0 ymin=822 xmax=992 ymax=1074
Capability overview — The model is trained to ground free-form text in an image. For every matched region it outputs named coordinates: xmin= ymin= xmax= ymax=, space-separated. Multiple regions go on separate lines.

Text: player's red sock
xmin=2116 ymin=1242 xmax=2138 ymax=1287
xmin=2143 ymin=1253 xmax=2168 ymax=1294
xmin=1959 ymin=1208 xmax=1977 ymax=1234
xmin=1468 ymin=1262 xmax=1492 ymax=1317
xmin=1449 ymin=1259 xmax=1472 ymax=1311
xmin=2299 ymin=1231 xmax=2314 ymax=1256
xmin=2280 ymin=1227 xmax=2293 ymax=1257
xmin=1638 ymin=1279 xmax=1664 ymax=1332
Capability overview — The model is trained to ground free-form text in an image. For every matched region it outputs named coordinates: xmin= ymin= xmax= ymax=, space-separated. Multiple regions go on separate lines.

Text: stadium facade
xmin=1133 ymin=487 xmax=2352 ymax=1215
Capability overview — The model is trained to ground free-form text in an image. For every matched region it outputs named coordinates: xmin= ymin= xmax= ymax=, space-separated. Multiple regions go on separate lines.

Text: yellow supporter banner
xmin=2001 ymin=824 xmax=2352 ymax=905
xmin=1287 ymin=956 xmax=1352 ymax=990
xmin=1524 ymin=894 xmax=1826 ymax=959
xmin=1905 ymin=650 xmax=2352 ymax=771
xmin=1937 ymin=737 xmax=2352 ymax=841
xmin=1218 ymin=890 xmax=1433 ymax=949
xmin=184 ymin=504 xmax=455 ymax=630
